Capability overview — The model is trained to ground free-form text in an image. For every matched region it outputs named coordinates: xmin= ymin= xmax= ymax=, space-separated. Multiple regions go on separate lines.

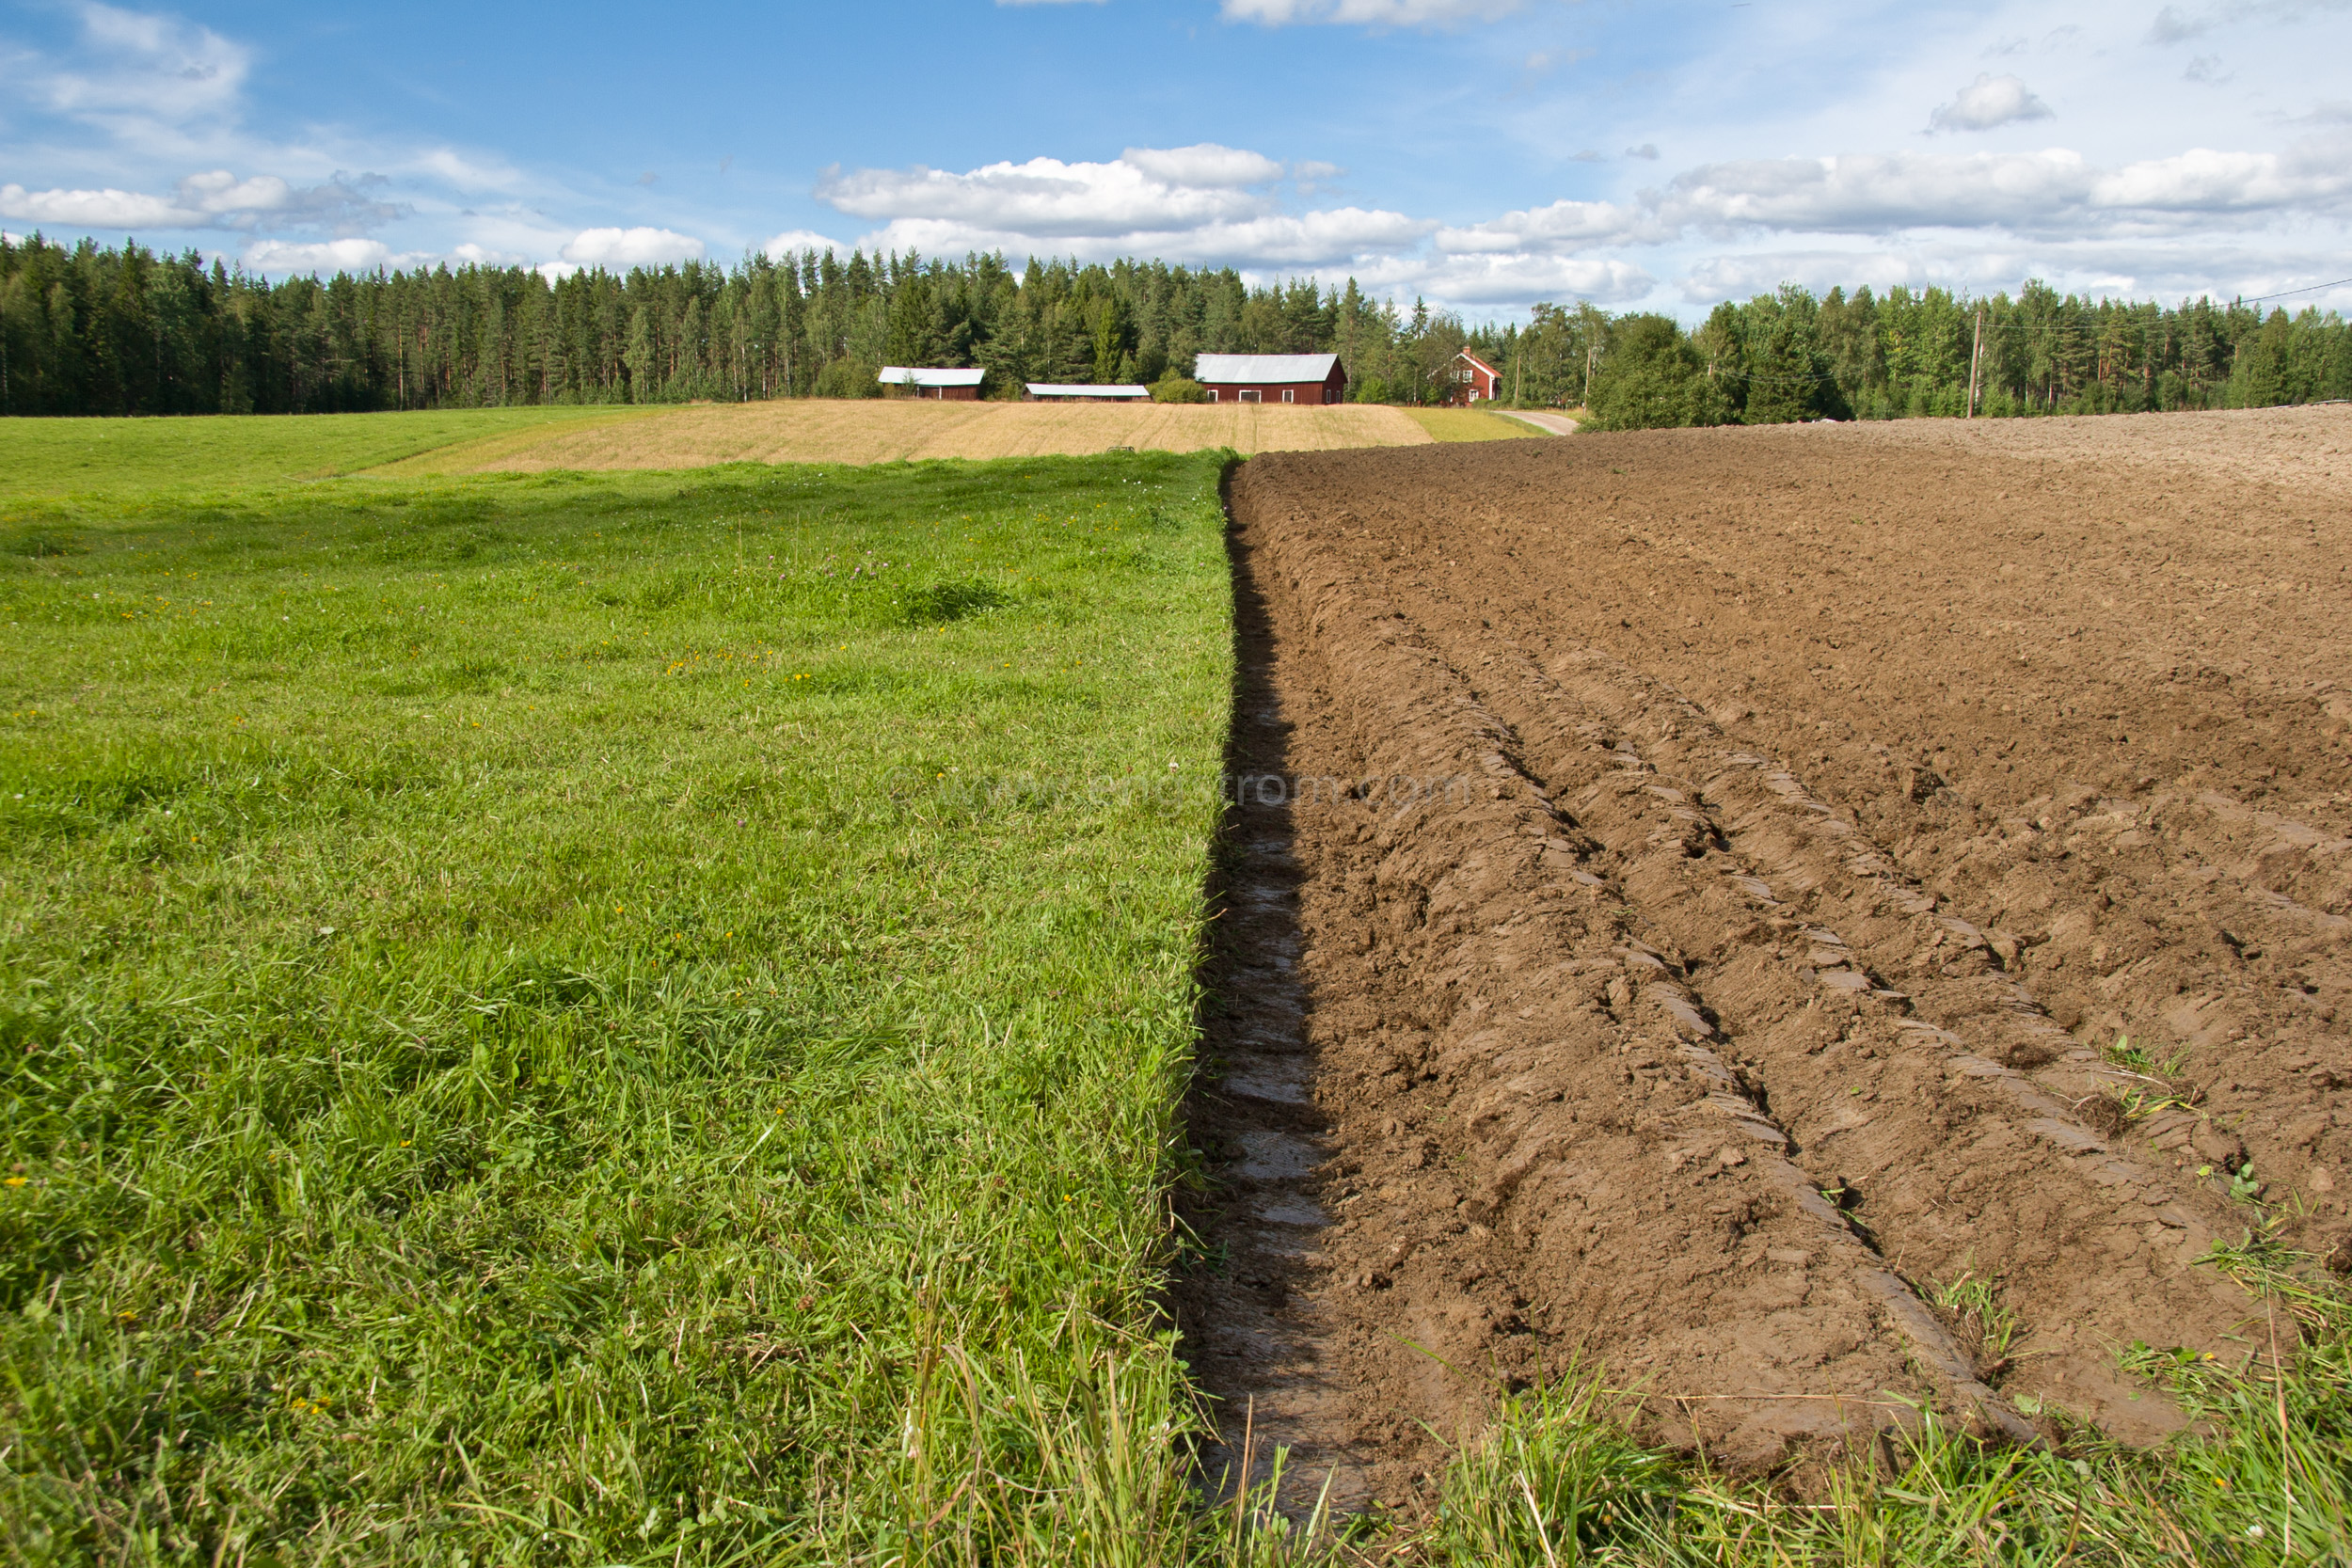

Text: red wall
xmin=1201 ymin=370 xmax=1347 ymax=405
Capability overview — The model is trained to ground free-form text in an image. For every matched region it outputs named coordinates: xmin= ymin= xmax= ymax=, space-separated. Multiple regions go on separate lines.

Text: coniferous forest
xmin=3 ymin=232 xmax=2346 ymax=426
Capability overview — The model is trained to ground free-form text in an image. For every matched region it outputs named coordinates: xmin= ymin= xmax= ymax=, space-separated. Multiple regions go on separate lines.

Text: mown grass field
xmin=380 ymin=399 xmax=1442 ymax=475
xmin=1397 ymin=407 xmax=1547 ymax=442
xmin=2 ymin=409 xmax=2345 ymax=1568
xmin=0 ymin=407 xmax=664 ymax=499
xmin=1 ymin=435 xmax=1233 ymax=1562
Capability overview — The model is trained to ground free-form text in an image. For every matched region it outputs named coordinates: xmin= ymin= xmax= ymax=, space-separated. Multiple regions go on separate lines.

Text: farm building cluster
xmin=878 ymin=349 xmax=1500 ymax=405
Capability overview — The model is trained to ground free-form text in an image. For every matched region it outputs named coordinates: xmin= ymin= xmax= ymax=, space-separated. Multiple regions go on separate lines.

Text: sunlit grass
xmin=0 ymin=451 xmax=1233 ymax=1562
xmin=0 ymin=406 xmax=660 ymax=498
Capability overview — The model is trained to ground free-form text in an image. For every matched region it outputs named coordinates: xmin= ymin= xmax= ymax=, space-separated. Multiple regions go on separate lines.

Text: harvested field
xmin=1182 ymin=404 xmax=2352 ymax=1511
xmin=384 ymin=397 xmax=1440 ymax=474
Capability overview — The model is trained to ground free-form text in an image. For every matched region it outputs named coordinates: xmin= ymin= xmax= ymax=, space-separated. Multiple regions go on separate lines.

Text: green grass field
xmin=1398 ymin=407 xmax=1548 ymax=442
xmin=3 ymin=410 xmax=2347 ymax=1567
xmin=0 ymin=407 xmax=671 ymax=498
xmin=2 ymin=436 xmax=1232 ymax=1561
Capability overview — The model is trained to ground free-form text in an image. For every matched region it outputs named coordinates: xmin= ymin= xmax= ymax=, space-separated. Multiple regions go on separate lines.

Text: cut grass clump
xmin=0 ymin=449 xmax=1232 ymax=1562
xmin=904 ymin=578 xmax=1011 ymax=626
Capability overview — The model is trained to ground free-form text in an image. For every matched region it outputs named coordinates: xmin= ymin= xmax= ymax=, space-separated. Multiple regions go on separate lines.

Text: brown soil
xmin=1174 ymin=404 xmax=2352 ymax=1513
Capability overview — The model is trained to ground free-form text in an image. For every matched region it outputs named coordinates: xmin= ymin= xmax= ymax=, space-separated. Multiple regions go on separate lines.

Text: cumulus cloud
xmin=1220 ymin=0 xmax=1523 ymax=25
xmin=1927 ymin=73 xmax=2053 ymax=133
xmin=560 ymin=226 xmax=707 ymax=266
xmin=1657 ymin=141 xmax=2352 ymax=236
xmin=1435 ymin=196 xmax=1661 ymax=254
xmin=0 ymin=182 xmax=196 ymax=229
xmin=0 ymin=169 xmax=404 ymax=236
xmin=1120 ymin=144 xmax=1284 ymax=188
xmin=818 ymin=148 xmax=1273 ymax=237
xmin=1404 ymin=253 xmax=1655 ymax=305
xmin=243 ymin=237 xmax=391 ymax=274
xmin=1677 ymin=248 xmax=1962 ymax=302
xmin=853 ymin=207 xmax=1432 ymax=268
xmin=812 ymin=144 xmax=1435 ymax=267
xmin=761 ymin=228 xmax=846 ymax=257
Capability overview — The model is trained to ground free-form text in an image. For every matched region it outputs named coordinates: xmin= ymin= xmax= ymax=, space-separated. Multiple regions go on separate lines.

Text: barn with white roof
xmin=1192 ymin=353 xmax=1346 ymax=405
xmin=877 ymin=366 xmax=986 ymax=401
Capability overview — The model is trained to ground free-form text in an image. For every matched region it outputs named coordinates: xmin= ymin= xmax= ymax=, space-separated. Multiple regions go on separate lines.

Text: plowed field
xmin=1181 ymin=404 xmax=2352 ymax=1509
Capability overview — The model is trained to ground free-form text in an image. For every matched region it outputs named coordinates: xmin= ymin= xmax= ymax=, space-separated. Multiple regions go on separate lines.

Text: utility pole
xmin=1965 ymin=303 xmax=1985 ymax=419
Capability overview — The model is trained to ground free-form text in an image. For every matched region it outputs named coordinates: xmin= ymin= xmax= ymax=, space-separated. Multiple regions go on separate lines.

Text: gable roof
xmin=1192 ymin=353 xmax=1342 ymax=384
xmin=1454 ymin=348 xmax=1499 ymax=375
xmin=878 ymin=365 xmax=986 ymax=388
xmin=1025 ymin=384 xmax=1151 ymax=398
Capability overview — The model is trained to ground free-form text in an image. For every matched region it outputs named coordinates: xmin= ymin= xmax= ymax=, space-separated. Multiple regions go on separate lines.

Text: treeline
xmin=1549 ymin=283 xmax=2352 ymax=430
xmin=2 ymin=231 xmax=2346 ymax=422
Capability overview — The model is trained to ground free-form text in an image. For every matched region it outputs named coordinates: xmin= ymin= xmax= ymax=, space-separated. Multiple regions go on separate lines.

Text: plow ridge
xmin=1178 ymin=413 xmax=2352 ymax=1511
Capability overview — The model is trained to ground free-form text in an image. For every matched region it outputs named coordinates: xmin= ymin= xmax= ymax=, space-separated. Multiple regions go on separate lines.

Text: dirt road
xmin=1177 ymin=405 xmax=2352 ymax=1509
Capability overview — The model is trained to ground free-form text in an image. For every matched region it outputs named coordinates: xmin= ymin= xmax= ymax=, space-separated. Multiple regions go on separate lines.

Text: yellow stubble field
xmin=371 ymin=398 xmax=1442 ymax=474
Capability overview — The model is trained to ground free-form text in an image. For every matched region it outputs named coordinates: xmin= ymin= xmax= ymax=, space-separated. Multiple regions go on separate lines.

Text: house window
xmin=1207 ymin=388 xmax=1219 ymax=402
xmin=1238 ymin=389 xmax=1262 ymax=403
xmin=1281 ymin=388 xmax=1295 ymax=404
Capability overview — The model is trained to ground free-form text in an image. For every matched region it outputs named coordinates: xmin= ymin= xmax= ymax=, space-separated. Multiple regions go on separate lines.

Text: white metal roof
xmin=877 ymin=365 xmax=987 ymax=387
xmin=1192 ymin=353 xmax=1341 ymax=385
xmin=1025 ymin=384 xmax=1151 ymax=398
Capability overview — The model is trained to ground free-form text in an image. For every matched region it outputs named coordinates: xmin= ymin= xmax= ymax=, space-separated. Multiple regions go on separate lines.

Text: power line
xmin=2233 ymin=275 xmax=2352 ymax=306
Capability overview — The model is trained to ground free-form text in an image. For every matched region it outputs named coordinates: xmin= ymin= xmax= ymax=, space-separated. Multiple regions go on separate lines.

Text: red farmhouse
xmin=1442 ymin=349 xmax=1501 ymax=406
xmin=1193 ymin=353 xmax=1346 ymax=405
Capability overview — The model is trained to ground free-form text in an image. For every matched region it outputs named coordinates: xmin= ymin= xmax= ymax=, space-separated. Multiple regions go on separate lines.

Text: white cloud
xmin=2147 ymin=0 xmax=2352 ymax=42
xmin=448 ymin=242 xmax=530 ymax=266
xmin=1405 ymin=253 xmax=1656 ymax=305
xmin=177 ymin=169 xmax=290 ymax=214
xmin=412 ymin=148 xmax=524 ymax=193
xmin=1220 ymin=0 xmax=1523 ymax=24
xmin=816 ymin=144 xmax=1426 ymax=267
xmin=40 ymin=2 xmax=249 ymax=133
xmin=1120 ymin=143 xmax=1284 ymax=188
xmin=243 ymin=236 xmax=391 ymax=273
xmin=1659 ymin=140 xmax=2352 ymax=237
xmin=1677 ymin=248 xmax=1963 ymax=302
xmin=0 ymin=182 xmax=197 ymax=228
xmin=760 ymin=229 xmax=845 ymax=257
xmin=560 ymin=226 xmax=707 ymax=266
xmin=818 ymin=150 xmax=1268 ymax=237
xmin=1435 ymin=196 xmax=1659 ymax=254
xmin=1927 ymin=73 xmax=2053 ymax=134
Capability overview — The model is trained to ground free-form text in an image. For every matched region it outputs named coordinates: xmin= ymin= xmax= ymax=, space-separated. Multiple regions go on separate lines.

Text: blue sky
xmin=4 ymin=0 xmax=2349 ymax=318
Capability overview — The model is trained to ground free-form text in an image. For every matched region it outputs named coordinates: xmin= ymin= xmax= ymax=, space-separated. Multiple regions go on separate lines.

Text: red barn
xmin=1193 ymin=353 xmax=1346 ymax=405
xmin=1441 ymin=349 xmax=1501 ymax=406
xmin=878 ymin=366 xmax=985 ymax=401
